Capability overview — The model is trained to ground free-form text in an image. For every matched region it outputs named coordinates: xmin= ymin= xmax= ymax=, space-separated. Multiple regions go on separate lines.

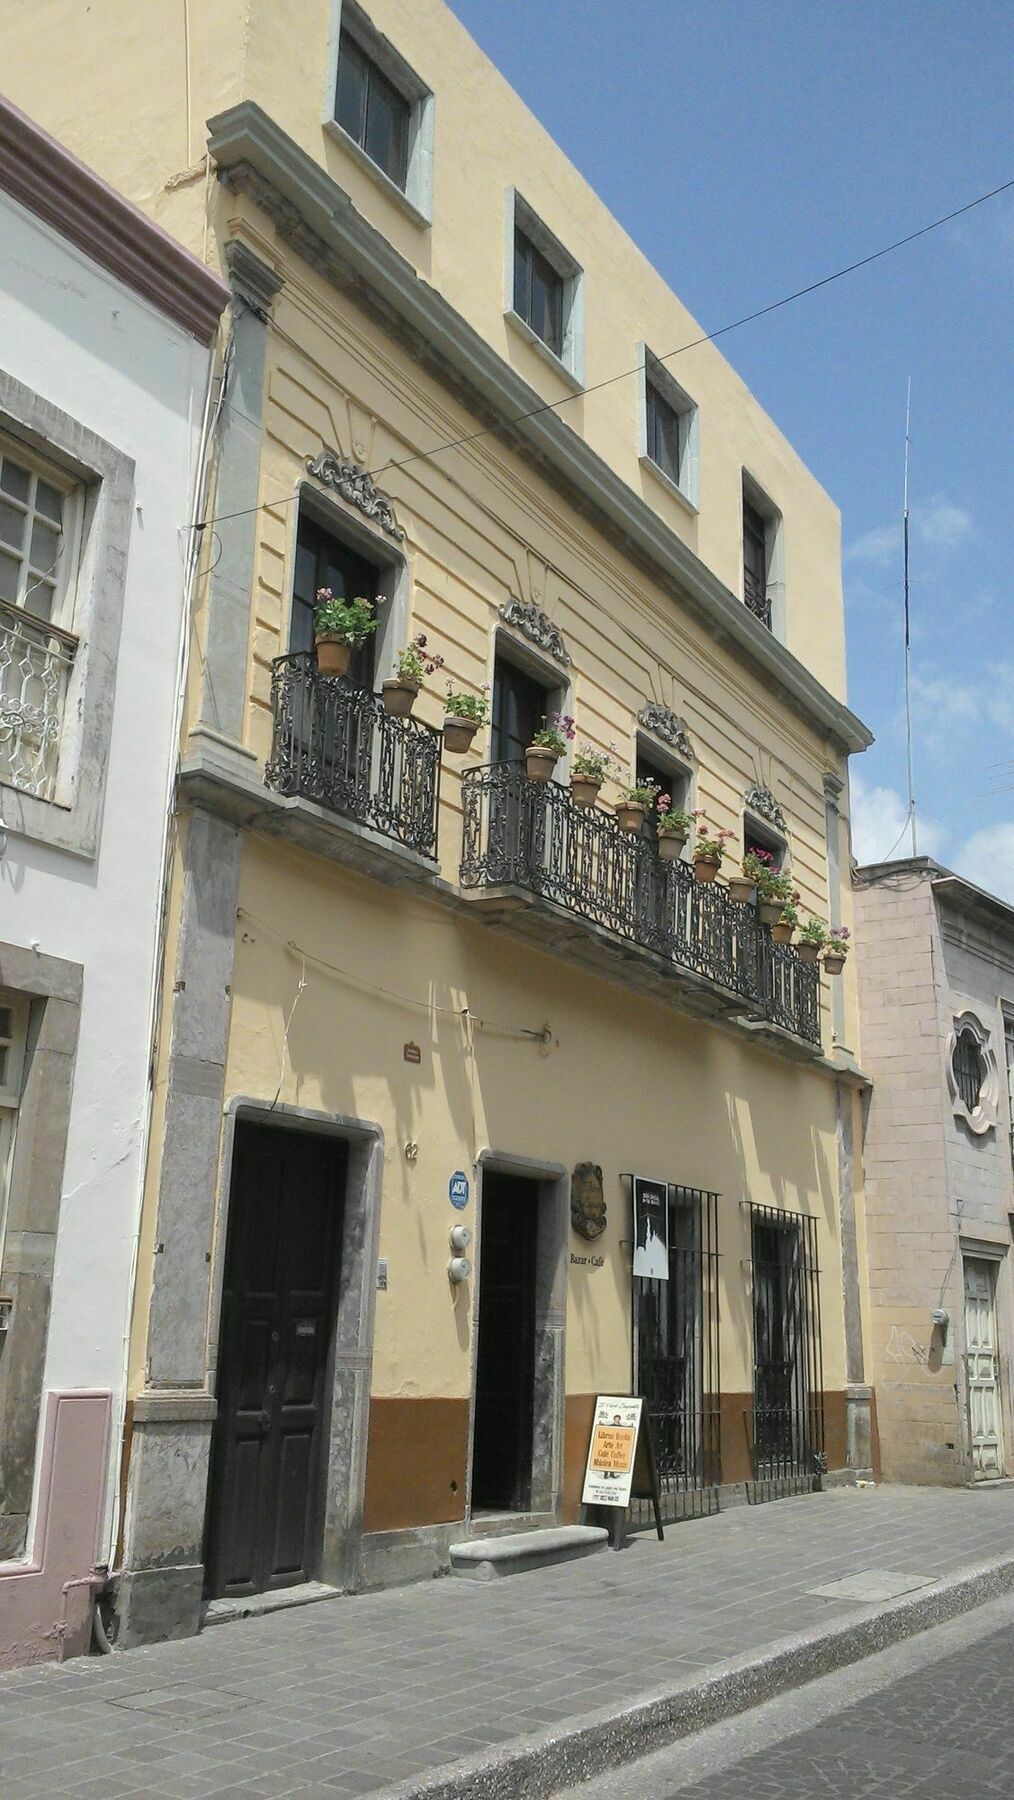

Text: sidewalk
xmin=3 ymin=1484 xmax=1014 ymax=1799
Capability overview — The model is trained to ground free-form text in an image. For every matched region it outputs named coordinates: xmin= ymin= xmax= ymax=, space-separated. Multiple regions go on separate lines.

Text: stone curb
xmin=378 ymin=1551 xmax=1014 ymax=1799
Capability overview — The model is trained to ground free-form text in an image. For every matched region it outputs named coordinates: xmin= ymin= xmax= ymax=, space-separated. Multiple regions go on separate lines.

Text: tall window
xmin=953 ymin=1028 xmax=984 ymax=1114
xmin=642 ymin=353 xmax=698 ymax=505
xmin=743 ymin=497 xmax=770 ymax=627
xmin=1005 ymin=1017 xmax=1014 ymax=1171
xmin=513 ymin=228 xmax=564 ymax=360
xmin=292 ymin=514 xmax=379 ymax=692
xmin=491 ymin=655 xmax=551 ymax=764
xmin=0 ymin=438 xmax=80 ymax=800
xmin=636 ymin=748 xmax=689 ymax=844
xmin=334 ymin=29 xmax=410 ymax=190
xmin=0 ymin=992 xmax=28 ymax=1271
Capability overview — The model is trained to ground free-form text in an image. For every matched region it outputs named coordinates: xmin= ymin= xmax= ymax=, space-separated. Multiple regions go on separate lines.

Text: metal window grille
xmin=953 ymin=1028 xmax=984 ymax=1113
xmin=0 ymin=600 xmax=76 ymax=800
xmin=746 ymin=1202 xmax=824 ymax=1501
xmin=460 ymin=762 xmax=821 ymax=1044
xmin=632 ymin=1186 xmax=721 ymax=1525
xmin=264 ymin=654 xmax=441 ymax=859
xmin=1005 ymin=1018 xmax=1014 ymax=1174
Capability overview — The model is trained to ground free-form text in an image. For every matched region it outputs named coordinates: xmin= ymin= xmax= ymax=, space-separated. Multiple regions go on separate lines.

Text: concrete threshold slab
xmin=200 ymin=1579 xmax=340 ymax=1628
xmin=377 ymin=1550 xmax=1014 ymax=1800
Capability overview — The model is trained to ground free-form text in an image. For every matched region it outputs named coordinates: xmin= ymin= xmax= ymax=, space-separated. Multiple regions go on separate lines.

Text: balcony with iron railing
xmin=459 ymin=762 xmax=821 ymax=1051
xmin=0 ymin=600 xmax=76 ymax=801
xmin=263 ymin=652 xmax=442 ymax=862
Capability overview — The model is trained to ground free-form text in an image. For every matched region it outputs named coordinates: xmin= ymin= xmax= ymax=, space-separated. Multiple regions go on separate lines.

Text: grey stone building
xmin=854 ymin=858 xmax=1014 ymax=1484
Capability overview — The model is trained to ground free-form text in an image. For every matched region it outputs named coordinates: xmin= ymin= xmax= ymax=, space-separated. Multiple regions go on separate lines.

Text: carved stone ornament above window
xmin=744 ymin=784 xmax=788 ymax=834
xmin=637 ymin=704 xmax=692 ymax=760
xmin=946 ymin=1009 xmax=999 ymax=1135
xmin=306 ymin=452 xmax=405 ymax=540
xmin=498 ymin=597 xmax=571 ymax=665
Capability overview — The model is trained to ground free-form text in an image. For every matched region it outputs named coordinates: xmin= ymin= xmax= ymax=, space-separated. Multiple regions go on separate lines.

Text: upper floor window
xmin=506 ymin=192 xmax=585 ymax=385
xmin=1005 ymin=1015 xmax=1014 ymax=1171
xmin=953 ymin=1027 xmax=984 ymax=1113
xmin=640 ymin=349 xmax=698 ymax=509
xmin=335 ymin=28 xmax=409 ymax=190
xmin=292 ymin=510 xmax=380 ymax=694
xmin=0 ymin=437 xmax=81 ymax=802
xmin=742 ymin=477 xmax=781 ymax=634
xmin=328 ymin=3 xmax=434 ymax=223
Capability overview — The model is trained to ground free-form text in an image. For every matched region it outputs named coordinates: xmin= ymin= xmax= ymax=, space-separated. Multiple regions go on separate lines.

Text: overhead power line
xmin=192 ymin=175 xmax=1014 ymax=533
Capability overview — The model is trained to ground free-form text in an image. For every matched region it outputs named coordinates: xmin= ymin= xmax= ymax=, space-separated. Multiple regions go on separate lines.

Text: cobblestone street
xmin=569 ymin=1589 xmax=1014 ymax=1797
xmin=3 ymin=1485 xmax=1014 ymax=1796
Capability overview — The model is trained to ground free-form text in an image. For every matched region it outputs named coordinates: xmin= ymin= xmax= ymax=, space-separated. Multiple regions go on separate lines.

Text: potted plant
xmin=730 ymin=850 xmax=764 ymax=906
xmin=823 ymin=926 xmax=851 ymax=976
xmin=752 ymin=854 xmax=795 ymax=926
xmin=615 ymin=778 xmax=659 ymax=834
xmin=655 ymin=793 xmax=694 ymax=862
xmin=692 ymin=815 xmax=733 ymax=884
xmin=525 ymin=712 xmax=575 ymax=783
xmin=570 ymin=743 xmax=615 ymax=810
xmin=382 ymin=633 xmax=444 ymax=717
xmin=771 ymin=900 xmax=799 ymax=945
xmin=796 ymin=917 xmax=828 ymax=966
xmin=313 ymin=587 xmax=378 ymax=676
xmin=443 ymin=685 xmax=490 ymax=754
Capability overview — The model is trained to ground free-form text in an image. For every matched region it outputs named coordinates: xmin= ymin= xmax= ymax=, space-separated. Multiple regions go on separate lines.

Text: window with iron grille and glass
xmin=334 ymin=28 xmax=410 ymax=191
xmin=953 ymin=1027 xmax=984 ymax=1113
xmin=743 ymin=496 xmax=770 ymax=627
xmin=0 ymin=438 xmax=80 ymax=802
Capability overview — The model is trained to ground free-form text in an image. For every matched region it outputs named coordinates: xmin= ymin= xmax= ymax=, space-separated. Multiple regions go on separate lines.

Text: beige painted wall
xmin=2 ymin=0 xmax=847 ymax=695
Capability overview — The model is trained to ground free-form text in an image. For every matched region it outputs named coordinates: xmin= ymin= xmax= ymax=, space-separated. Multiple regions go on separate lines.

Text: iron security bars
xmin=265 ymin=653 xmax=441 ymax=859
xmin=460 ymin=762 xmax=821 ymax=1043
xmin=747 ymin=1202 xmax=824 ymax=1500
xmin=633 ymin=1187 xmax=721 ymax=1524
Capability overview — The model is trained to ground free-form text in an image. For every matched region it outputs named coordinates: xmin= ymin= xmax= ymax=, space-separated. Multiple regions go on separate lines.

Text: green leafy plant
xmin=531 ymin=712 xmax=576 ymax=754
xmin=444 ymin=684 xmax=490 ymax=724
xmin=778 ymin=902 xmax=800 ymax=928
xmin=573 ymin=743 xmax=616 ymax=782
xmin=656 ymin=793 xmax=694 ymax=836
xmin=313 ymin=588 xmax=379 ymax=647
xmin=799 ymin=916 xmax=829 ymax=947
xmin=394 ymin=633 xmax=444 ymax=683
xmin=622 ymin=777 xmax=661 ymax=807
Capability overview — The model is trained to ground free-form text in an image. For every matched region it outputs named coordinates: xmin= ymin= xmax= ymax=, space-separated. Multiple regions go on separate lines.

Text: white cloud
xmin=912 ymin=666 xmax=1014 ymax=740
xmin=950 ymin=823 xmax=1014 ymax=907
xmin=845 ymin=495 xmax=974 ymax=568
xmin=849 ymin=769 xmax=946 ymax=866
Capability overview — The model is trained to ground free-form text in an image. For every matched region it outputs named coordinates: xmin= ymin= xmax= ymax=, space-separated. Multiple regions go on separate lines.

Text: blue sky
xmin=448 ymin=0 xmax=1014 ymax=899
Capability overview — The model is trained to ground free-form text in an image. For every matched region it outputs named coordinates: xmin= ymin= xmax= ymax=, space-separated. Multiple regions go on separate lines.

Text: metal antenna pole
xmin=903 ymin=378 xmax=917 ymax=856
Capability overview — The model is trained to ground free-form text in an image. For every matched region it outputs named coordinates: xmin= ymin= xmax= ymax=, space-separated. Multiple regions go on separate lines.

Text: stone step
xmin=449 ymin=1524 xmax=608 ymax=1581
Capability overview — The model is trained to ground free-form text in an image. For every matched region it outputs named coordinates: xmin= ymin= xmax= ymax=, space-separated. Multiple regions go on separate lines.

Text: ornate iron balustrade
xmin=460 ymin=762 xmax=821 ymax=1043
xmin=743 ymin=568 xmax=772 ymax=629
xmin=0 ymin=600 xmax=76 ymax=801
xmin=265 ymin=653 xmax=441 ymax=859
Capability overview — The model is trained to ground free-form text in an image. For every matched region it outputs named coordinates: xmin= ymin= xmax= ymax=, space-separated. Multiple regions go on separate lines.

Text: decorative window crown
xmin=744 ymin=784 xmax=787 ymax=834
xmin=498 ymin=597 xmax=570 ymax=665
xmin=637 ymin=704 xmax=692 ymax=760
xmin=306 ymin=451 xmax=405 ymax=540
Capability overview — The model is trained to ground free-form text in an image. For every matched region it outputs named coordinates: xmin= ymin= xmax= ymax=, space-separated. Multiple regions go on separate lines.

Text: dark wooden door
xmin=205 ymin=1124 xmax=347 ymax=1600
xmin=470 ymin=1172 xmax=539 ymax=1512
xmin=491 ymin=657 xmax=549 ymax=764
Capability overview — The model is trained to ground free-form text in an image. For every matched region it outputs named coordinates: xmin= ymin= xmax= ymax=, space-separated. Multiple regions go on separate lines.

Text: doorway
xmin=204 ymin=1121 xmax=347 ymax=1600
xmin=964 ymin=1257 xmax=1004 ymax=1480
xmin=470 ymin=1171 xmax=540 ymax=1513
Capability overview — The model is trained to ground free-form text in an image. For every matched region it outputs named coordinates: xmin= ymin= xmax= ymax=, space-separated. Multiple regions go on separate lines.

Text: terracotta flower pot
xmin=657 ymin=831 xmax=687 ymax=861
xmin=570 ymin=774 xmax=602 ymax=810
xmin=823 ymin=950 xmax=847 ymax=976
xmin=796 ymin=941 xmax=822 ymax=965
xmin=615 ymin=802 xmax=646 ymax=833
xmin=758 ymin=898 xmax=784 ymax=927
xmin=525 ymin=745 xmax=560 ymax=784
xmin=443 ymin=715 xmax=478 ymax=754
xmin=382 ymin=678 xmax=420 ymax=718
xmin=771 ymin=921 xmax=794 ymax=944
xmin=727 ymin=876 xmax=756 ymax=905
xmin=315 ymin=633 xmax=351 ymax=676
xmin=694 ymin=855 xmax=721 ymax=885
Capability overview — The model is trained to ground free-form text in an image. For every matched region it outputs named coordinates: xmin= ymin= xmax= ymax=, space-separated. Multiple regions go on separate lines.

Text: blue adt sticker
xmin=449 ymin=1170 xmax=470 ymax=1210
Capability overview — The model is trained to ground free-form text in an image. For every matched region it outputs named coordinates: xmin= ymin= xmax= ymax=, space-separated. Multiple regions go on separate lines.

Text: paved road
xmin=565 ymin=1592 xmax=1014 ymax=1798
xmin=3 ymin=1484 xmax=1014 ymax=1797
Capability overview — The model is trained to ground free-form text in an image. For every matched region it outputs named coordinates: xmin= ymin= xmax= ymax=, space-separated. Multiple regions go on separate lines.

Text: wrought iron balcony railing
xmin=0 ymin=600 xmax=76 ymax=801
xmin=743 ymin=568 xmax=772 ymax=629
xmin=460 ymin=762 xmax=821 ymax=1044
xmin=264 ymin=653 xmax=441 ymax=859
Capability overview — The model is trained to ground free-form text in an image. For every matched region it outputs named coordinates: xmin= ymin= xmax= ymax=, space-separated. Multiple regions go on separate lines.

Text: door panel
xmin=964 ymin=1258 xmax=1004 ymax=1479
xmin=205 ymin=1124 xmax=347 ymax=1599
xmin=471 ymin=1172 xmax=539 ymax=1513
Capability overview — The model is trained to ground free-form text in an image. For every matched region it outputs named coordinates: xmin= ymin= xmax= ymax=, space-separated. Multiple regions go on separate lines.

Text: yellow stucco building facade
xmin=5 ymin=0 xmax=876 ymax=1640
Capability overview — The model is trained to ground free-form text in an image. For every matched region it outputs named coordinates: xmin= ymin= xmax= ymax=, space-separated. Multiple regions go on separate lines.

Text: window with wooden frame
xmin=0 ymin=991 xmax=29 ymax=1269
xmin=0 ymin=435 xmax=82 ymax=802
xmin=334 ymin=27 xmax=410 ymax=190
xmin=641 ymin=350 xmax=699 ymax=507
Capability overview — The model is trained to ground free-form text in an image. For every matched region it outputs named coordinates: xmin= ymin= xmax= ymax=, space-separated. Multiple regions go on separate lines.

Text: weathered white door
xmin=964 ymin=1257 xmax=1004 ymax=1479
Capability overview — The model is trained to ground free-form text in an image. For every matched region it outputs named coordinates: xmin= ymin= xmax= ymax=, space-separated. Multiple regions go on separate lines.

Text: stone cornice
xmin=0 ymin=95 xmax=229 ymax=344
xmin=206 ymin=100 xmax=872 ymax=755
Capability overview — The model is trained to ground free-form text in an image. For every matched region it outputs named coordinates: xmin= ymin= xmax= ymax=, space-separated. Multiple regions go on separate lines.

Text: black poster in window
xmin=632 ymin=1176 xmax=669 ymax=1281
